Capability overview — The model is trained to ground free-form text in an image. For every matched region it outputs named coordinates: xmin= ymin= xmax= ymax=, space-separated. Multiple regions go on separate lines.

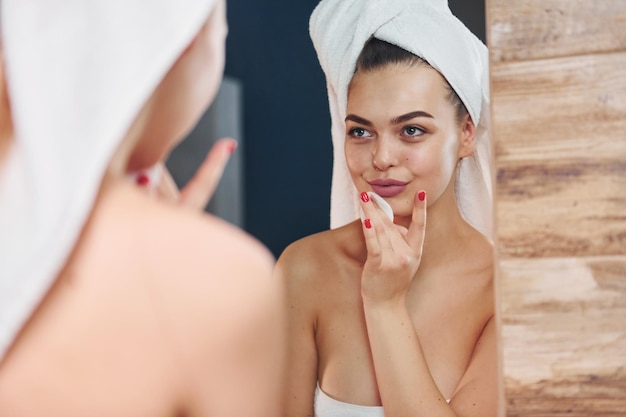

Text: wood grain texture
xmin=499 ymin=257 xmax=626 ymax=416
xmin=492 ymin=52 xmax=626 ymax=258
xmin=491 ymin=52 xmax=626 ymax=162
xmin=489 ymin=0 xmax=626 ymax=415
xmin=489 ymin=0 xmax=626 ymax=63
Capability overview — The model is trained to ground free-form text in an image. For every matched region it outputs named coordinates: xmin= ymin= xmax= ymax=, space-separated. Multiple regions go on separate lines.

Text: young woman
xmin=0 ymin=1 xmax=284 ymax=416
xmin=277 ymin=1 xmax=496 ymax=416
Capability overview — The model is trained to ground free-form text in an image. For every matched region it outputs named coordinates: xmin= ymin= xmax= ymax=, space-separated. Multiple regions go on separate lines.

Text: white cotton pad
xmin=359 ymin=192 xmax=394 ymax=222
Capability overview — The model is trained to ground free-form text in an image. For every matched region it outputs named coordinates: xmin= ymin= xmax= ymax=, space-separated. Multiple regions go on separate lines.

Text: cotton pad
xmin=359 ymin=192 xmax=394 ymax=222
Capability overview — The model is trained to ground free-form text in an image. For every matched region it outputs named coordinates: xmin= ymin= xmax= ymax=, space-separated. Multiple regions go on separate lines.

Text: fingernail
xmin=364 ymin=218 xmax=372 ymax=229
xmin=227 ymin=141 xmax=237 ymax=154
xmin=418 ymin=191 xmax=426 ymax=201
xmin=136 ymin=173 xmax=150 ymax=186
xmin=360 ymin=192 xmax=370 ymax=203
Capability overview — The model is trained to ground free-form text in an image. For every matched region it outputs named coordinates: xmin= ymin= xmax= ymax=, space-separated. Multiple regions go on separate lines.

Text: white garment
xmin=315 ymin=385 xmax=385 ymax=417
xmin=0 ymin=0 xmax=216 ymax=360
xmin=314 ymin=385 xmax=451 ymax=417
xmin=309 ymin=0 xmax=493 ymax=239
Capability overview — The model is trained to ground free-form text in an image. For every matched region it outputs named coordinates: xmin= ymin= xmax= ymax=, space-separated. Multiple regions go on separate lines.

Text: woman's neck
xmin=105 ymin=94 xmax=158 ymax=180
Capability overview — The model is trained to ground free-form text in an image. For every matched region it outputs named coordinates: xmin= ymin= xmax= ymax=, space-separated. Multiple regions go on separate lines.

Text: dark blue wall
xmin=225 ymin=0 xmax=486 ymax=257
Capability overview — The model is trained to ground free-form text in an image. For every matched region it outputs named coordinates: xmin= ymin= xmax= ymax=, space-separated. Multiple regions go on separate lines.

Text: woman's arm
xmin=359 ymin=192 xmax=496 ymax=417
xmin=449 ymin=316 xmax=498 ymax=415
xmin=274 ymin=243 xmax=320 ymax=417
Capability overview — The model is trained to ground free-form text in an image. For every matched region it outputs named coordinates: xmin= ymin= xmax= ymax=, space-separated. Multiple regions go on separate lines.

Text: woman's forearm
xmin=363 ymin=299 xmax=457 ymax=417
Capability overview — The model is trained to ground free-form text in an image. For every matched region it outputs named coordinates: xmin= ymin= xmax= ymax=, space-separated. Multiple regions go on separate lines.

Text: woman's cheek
xmin=405 ymin=152 xmax=427 ymax=175
xmin=345 ymin=145 xmax=368 ymax=172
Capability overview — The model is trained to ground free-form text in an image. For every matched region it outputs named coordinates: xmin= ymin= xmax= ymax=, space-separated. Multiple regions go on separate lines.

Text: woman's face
xmin=345 ymin=64 xmax=475 ymax=219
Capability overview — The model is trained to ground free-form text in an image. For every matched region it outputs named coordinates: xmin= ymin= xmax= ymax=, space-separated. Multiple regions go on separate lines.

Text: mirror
xmin=170 ymin=0 xmax=513 ymax=414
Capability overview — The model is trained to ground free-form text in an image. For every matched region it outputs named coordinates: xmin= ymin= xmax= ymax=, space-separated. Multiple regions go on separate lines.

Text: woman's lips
xmin=369 ymin=180 xmax=408 ymax=198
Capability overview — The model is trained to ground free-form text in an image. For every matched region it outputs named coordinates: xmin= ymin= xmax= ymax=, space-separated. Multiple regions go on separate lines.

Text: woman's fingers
xmin=359 ymin=191 xmax=423 ymax=304
xmin=179 ymin=138 xmax=237 ymax=210
xmin=405 ymin=190 xmax=427 ymax=254
xmin=360 ymin=192 xmax=386 ymax=259
xmin=155 ymin=164 xmax=182 ymax=202
xmin=360 ymin=190 xmax=428 ymax=267
xmin=394 ymin=223 xmax=409 ymax=237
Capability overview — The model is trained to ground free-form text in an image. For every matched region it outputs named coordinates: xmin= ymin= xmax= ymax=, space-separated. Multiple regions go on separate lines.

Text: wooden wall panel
xmin=500 ymin=257 xmax=626 ymax=416
xmin=489 ymin=0 xmax=626 ymax=62
xmin=489 ymin=0 xmax=626 ymax=415
xmin=493 ymin=51 xmax=626 ymax=258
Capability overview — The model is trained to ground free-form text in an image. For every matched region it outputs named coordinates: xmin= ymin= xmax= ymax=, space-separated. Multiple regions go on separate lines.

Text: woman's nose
xmin=371 ymin=136 xmax=397 ymax=171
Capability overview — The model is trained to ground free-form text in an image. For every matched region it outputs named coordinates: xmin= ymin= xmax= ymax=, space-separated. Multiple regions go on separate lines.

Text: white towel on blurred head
xmin=0 ymin=0 xmax=217 ymax=359
xmin=310 ymin=0 xmax=492 ymax=239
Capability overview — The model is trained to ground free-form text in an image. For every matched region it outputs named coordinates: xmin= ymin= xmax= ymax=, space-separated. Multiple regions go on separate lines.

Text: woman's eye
xmin=348 ymin=127 xmax=372 ymax=138
xmin=403 ymin=125 xmax=425 ymax=137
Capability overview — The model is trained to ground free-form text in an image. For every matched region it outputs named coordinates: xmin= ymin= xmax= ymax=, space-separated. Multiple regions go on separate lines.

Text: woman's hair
xmin=354 ymin=38 xmax=468 ymax=124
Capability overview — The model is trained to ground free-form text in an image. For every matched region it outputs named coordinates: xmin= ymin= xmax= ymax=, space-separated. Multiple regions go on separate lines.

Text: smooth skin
xmin=278 ymin=64 xmax=496 ymax=417
xmin=0 ymin=1 xmax=285 ymax=416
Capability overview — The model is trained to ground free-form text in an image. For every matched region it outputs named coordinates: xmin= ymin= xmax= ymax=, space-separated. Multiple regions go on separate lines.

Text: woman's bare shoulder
xmin=96 ymin=182 xmax=284 ymax=410
xmin=95 ymin=180 xmax=274 ymax=276
xmin=0 ymin=181 xmax=281 ymax=417
xmin=85 ymin=180 xmax=279 ymax=340
xmin=275 ymin=220 xmax=361 ymax=280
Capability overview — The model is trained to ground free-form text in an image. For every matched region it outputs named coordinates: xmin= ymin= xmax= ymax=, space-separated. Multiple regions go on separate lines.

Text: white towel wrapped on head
xmin=309 ymin=0 xmax=492 ymax=239
xmin=0 ymin=0 xmax=217 ymax=360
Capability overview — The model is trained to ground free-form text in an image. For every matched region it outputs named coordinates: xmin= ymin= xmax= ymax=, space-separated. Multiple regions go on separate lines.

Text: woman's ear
xmin=457 ymin=114 xmax=476 ymax=159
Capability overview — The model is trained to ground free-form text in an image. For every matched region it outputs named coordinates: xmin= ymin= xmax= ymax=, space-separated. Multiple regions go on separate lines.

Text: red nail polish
xmin=361 ymin=192 xmax=370 ymax=203
xmin=136 ymin=173 xmax=150 ymax=186
xmin=418 ymin=191 xmax=426 ymax=201
xmin=364 ymin=218 xmax=372 ymax=229
xmin=227 ymin=141 xmax=237 ymax=154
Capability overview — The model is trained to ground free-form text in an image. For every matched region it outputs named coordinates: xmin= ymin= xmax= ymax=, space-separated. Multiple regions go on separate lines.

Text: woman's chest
xmin=313 ymin=270 xmax=487 ymax=403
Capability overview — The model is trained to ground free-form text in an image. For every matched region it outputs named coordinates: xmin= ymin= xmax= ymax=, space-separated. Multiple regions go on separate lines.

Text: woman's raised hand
xmin=359 ymin=191 xmax=427 ymax=306
xmin=156 ymin=138 xmax=237 ymax=210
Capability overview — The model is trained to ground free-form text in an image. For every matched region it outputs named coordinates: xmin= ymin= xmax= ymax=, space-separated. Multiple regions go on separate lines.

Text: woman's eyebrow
xmin=345 ymin=114 xmax=373 ymax=126
xmin=345 ymin=111 xmax=434 ymax=126
xmin=391 ymin=111 xmax=434 ymax=124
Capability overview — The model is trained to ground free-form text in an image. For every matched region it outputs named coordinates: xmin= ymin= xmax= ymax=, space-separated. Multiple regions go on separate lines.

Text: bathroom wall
xmin=488 ymin=1 xmax=626 ymax=415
